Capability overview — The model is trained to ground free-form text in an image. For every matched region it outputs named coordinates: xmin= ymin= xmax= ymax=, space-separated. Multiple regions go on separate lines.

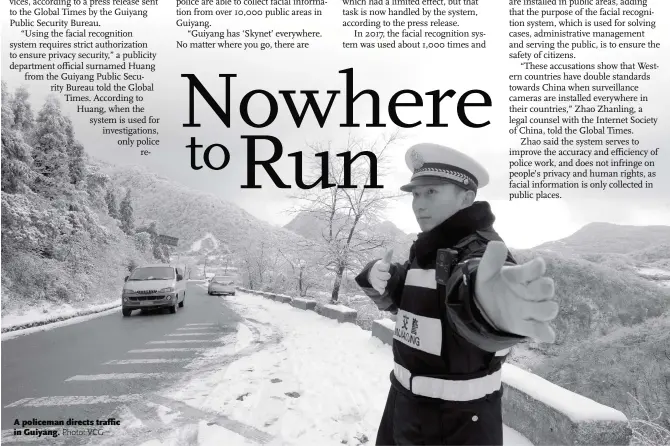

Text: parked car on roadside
xmin=121 ymin=264 xmax=186 ymax=316
xmin=208 ymin=275 xmax=237 ymax=296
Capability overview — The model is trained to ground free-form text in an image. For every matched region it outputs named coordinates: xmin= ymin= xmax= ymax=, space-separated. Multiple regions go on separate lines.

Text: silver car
xmin=122 ymin=264 xmax=186 ymax=316
xmin=208 ymin=275 xmax=237 ymax=296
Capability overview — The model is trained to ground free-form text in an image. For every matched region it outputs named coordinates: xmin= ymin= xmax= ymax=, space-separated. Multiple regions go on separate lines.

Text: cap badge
xmin=410 ymin=149 xmax=424 ymax=171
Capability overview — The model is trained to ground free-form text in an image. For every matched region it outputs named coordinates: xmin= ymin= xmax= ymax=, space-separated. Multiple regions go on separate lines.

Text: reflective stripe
xmin=404 ymin=269 xmax=436 ymax=289
xmin=495 ymin=348 xmax=510 ymax=356
xmin=393 ymin=362 xmax=502 ymax=402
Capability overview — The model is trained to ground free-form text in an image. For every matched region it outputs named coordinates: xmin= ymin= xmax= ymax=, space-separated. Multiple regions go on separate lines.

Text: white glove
xmin=474 ymin=241 xmax=559 ymax=343
xmin=369 ymin=249 xmax=393 ymax=294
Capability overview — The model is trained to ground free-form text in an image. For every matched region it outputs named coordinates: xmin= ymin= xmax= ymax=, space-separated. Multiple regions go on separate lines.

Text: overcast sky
xmin=2 ymin=1 xmax=669 ymax=248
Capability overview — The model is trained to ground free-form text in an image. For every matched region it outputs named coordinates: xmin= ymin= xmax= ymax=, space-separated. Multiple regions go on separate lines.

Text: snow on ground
xmin=136 ymin=424 xmax=199 ymax=446
xmin=190 ymin=233 xmax=220 ymax=253
xmin=504 ymin=426 xmax=534 ymax=446
xmin=1 ymin=302 xmax=121 ymax=340
xmin=137 ymin=421 xmax=254 ymax=446
xmin=1 ymin=300 xmax=120 ymax=330
xmin=636 ymin=267 xmax=670 ymax=288
xmin=234 ymin=322 xmax=253 ymax=353
xmin=146 ymin=402 xmax=182 ymax=425
xmin=323 ymin=303 xmax=357 ymax=314
xmin=637 ymin=267 xmax=670 ymax=279
xmin=117 ymin=406 xmax=146 ymax=430
xmin=197 ymin=421 xmax=257 ymax=445
xmin=151 ymin=292 xmax=535 ymax=445
xmin=164 ymin=294 xmax=394 ymax=445
xmin=507 ymin=344 xmax=548 ymax=371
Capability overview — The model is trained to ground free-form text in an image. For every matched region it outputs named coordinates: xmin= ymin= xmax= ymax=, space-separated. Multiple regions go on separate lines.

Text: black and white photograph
xmin=1 ymin=1 xmax=669 ymax=445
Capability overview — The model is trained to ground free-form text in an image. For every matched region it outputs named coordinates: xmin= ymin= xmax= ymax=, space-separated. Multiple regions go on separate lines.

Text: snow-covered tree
xmin=143 ymin=221 xmax=159 ymax=241
xmin=64 ymin=117 xmax=86 ymax=185
xmin=135 ymin=221 xmax=171 ymax=262
xmin=11 ymin=85 xmax=34 ymax=132
xmin=105 ymin=188 xmax=119 ymax=219
xmin=288 ymin=132 xmax=402 ymax=302
xmin=119 ymin=189 xmax=135 ymax=235
xmin=1 ymin=82 xmax=15 ymax=128
xmin=277 ymin=249 xmax=319 ymax=297
xmin=1 ymin=130 xmax=33 ymax=194
xmin=85 ymin=165 xmax=111 ymax=208
xmin=1 ymin=83 xmax=34 ymax=193
xmin=127 ymin=259 xmax=139 ymax=273
xmin=31 ymin=96 xmax=70 ymax=196
xmin=136 ymin=220 xmax=157 ymax=247
xmin=153 ymin=244 xmax=170 ymax=263
xmin=68 ymin=141 xmax=86 ymax=185
xmin=134 ymin=232 xmax=151 ymax=253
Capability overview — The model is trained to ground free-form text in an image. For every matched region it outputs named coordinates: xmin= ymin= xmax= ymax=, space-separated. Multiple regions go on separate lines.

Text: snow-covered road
xmin=139 ymin=291 xmax=533 ymax=445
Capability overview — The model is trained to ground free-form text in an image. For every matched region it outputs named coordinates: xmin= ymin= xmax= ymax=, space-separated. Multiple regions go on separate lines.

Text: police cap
xmin=400 ymin=143 xmax=489 ymax=193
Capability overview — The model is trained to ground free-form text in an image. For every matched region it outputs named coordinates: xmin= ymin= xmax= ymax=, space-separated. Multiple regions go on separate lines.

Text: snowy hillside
xmin=96 ymin=161 xmax=308 ymax=255
xmin=1 ymin=86 xmax=156 ymax=321
xmin=190 ymin=233 xmax=221 ymax=253
xmin=533 ymin=222 xmax=670 ymax=286
xmin=510 ymin=246 xmax=670 ymax=443
xmin=534 ymin=222 xmax=670 ymax=255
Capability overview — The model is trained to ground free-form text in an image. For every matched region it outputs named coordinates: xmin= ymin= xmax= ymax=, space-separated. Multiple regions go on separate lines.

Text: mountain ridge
xmin=98 ymin=157 xmax=669 ymax=288
xmin=96 ymin=160 xmax=309 ymax=255
xmin=95 ymin=156 xmax=670 ymax=259
xmin=534 ymin=221 xmax=670 ymax=255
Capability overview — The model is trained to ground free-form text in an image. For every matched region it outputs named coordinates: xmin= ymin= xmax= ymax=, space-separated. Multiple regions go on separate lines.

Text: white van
xmin=121 ymin=264 xmax=187 ymax=316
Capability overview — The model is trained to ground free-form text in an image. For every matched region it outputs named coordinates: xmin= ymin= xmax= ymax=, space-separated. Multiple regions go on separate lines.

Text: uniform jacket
xmin=355 ymin=201 xmax=526 ymax=402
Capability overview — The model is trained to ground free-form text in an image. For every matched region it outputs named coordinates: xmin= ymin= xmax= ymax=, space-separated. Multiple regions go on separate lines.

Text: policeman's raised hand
xmin=369 ymin=249 xmax=393 ymax=294
xmin=474 ymin=241 xmax=558 ymax=343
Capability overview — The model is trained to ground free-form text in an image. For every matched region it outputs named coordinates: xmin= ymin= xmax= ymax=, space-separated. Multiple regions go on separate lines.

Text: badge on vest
xmin=435 ymin=248 xmax=458 ymax=285
xmin=394 ymin=310 xmax=443 ymax=355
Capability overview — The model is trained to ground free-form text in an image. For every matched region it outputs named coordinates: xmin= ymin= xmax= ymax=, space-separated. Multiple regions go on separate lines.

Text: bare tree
xmin=255 ymin=241 xmax=268 ymax=289
xmin=214 ymin=244 xmax=233 ymax=274
xmin=241 ymin=241 xmax=277 ymax=290
xmin=222 ymin=253 xmax=231 ymax=274
xmin=277 ymin=248 xmax=320 ymax=297
xmin=288 ymin=131 xmax=403 ymax=303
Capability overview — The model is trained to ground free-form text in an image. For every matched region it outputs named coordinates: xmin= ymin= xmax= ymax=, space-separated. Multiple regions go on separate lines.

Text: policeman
xmin=355 ymin=143 xmax=558 ymax=445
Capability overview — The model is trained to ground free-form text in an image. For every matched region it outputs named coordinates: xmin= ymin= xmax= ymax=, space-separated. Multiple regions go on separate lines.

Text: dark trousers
xmin=375 ymin=385 xmax=503 ymax=446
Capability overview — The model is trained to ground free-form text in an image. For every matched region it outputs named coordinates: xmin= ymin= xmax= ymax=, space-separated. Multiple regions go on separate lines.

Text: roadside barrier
xmin=235 ymin=286 xmax=632 ymax=445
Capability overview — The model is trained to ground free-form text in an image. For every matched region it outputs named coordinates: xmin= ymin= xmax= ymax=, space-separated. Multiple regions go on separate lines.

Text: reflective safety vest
xmin=388 ymin=231 xmax=519 ymax=402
